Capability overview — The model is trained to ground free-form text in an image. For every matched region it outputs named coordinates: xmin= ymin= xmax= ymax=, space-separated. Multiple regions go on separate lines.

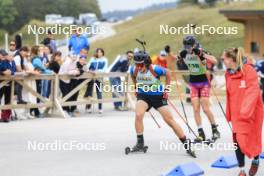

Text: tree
xmin=205 ymin=0 xmax=217 ymax=6
xmin=3 ymin=0 xmax=102 ymax=33
xmin=179 ymin=0 xmax=199 ymax=4
xmin=0 ymin=0 xmax=17 ymax=27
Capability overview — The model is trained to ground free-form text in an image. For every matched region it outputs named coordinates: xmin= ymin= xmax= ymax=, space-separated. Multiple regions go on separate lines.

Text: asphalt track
xmin=1 ymin=100 xmax=263 ymax=176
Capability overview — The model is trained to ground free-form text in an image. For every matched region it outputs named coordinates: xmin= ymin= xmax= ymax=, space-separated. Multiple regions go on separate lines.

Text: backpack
xmin=1 ymin=109 xmax=12 ymax=122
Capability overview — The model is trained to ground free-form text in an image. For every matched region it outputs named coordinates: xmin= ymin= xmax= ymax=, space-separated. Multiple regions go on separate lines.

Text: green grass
xmin=91 ymin=1 xmax=264 ymax=63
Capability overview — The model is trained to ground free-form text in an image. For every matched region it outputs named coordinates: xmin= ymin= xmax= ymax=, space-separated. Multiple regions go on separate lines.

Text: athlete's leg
xmin=200 ymin=86 xmax=220 ymax=140
xmin=157 ymin=105 xmax=196 ymax=157
xmin=135 ymin=100 xmax=148 ymax=134
xmin=200 ymin=97 xmax=216 ymax=124
xmin=192 ymin=97 xmax=202 ymax=127
xmin=134 ymin=100 xmax=149 ymax=148
xmin=157 ymin=105 xmax=185 ymax=138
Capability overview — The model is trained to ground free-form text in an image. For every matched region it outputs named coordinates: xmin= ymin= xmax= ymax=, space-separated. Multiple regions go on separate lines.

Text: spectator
xmin=42 ymin=45 xmax=52 ymax=67
xmin=69 ymin=28 xmax=90 ymax=55
xmin=0 ymin=50 xmax=16 ymax=122
xmin=84 ymin=48 xmax=108 ymax=115
xmin=59 ymin=55 xmax=80 ymax=117
xmin=41 ymin=30 xmax=57 ymax=53
xmin=41 ymin=45 xmax=53 ymax=98
xmin=15 ymin=35 xmax=22 ymax=51
xmin=48 ymin=51 xmax=62 ymax=74
xmin=31 ymin=45 xmax=52 ymax=117
xmin=21 ymin=50 xmax=41 ymax=119
xmin=110 ymin=50 xmax=133 ymax=111
xmin=155 ymin=50 xmax=167 ymax=68
xmin=13 ymin=46 xmax=30 ymax=104
xmin=9 ymin=40 xmax=18 ymax=56
xmin=69 ymin=54 xmax=88 ymax=116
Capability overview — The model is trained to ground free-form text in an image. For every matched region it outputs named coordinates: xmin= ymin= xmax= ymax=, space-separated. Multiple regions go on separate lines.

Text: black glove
xmin=192 ymin=48 xmax=202 ymax=56
xmin=179 ymin=50 xmax=187 ymax=59
xmin=192 ymin=48 xmax=205 ymax=60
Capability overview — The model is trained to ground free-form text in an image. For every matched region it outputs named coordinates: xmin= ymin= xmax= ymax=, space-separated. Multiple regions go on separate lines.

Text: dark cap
xmin=0 ymin=49 xmax=8 ymax=56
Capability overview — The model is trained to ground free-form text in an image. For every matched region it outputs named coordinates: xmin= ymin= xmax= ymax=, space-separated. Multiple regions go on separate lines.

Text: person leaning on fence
xmin=0 ymin=49 xmax=16 ymax=122
xmin=69 ymin=54 xmax=89 ymax=117
xmin=31 ymin=45 xmax=53 ymax=118
xmin=41 ymin=45 xmax=53 ymax=98
xmin=84 ymin=48 xmax=108 ymax=115
xmin=109 ymin=50 xmax=133 ymax=111
xmin=59 ymin=54 xmax=80 ymax=117
xmin=13 ymin=46 xmax=30 ymax=104
xmin=48 ymin=51 xmax=62 ymax=74
xmin=9 ymin=40 xmax=19 ymax=57
xmin=18 ymin=48 xmax=42 ymax=120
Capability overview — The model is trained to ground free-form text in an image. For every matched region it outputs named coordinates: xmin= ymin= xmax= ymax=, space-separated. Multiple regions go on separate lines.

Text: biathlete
xmin=179 ymin=35 xmax=220 ymax=142
xmin=128 ymin=50 xmax=196 ymax=157
xmin=223 ymin=47 xmax=263 ymax=176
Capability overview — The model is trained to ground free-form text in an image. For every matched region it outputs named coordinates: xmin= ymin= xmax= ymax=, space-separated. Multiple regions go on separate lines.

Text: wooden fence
xmin=0 ymin=71 xmax=226 ymax=117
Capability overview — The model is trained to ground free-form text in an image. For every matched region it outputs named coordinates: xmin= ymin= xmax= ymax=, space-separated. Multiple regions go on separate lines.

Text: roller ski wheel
xmin=125 ymin=145 xmax=148 ymax=155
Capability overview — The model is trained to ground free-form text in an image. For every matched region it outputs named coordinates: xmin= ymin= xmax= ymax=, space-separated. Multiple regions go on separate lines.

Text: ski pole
xmin=172 ymin=71 xmax=190 ymax=132
xmin=168 ymin=99 xmax=198 ymax=138
xmin=211 ymin=86 xmax=232 ymax=131
xmin=148 ymin=111 xmax=161 ymax=128
xmin=127 ymin=93 xmax=161 ymax=128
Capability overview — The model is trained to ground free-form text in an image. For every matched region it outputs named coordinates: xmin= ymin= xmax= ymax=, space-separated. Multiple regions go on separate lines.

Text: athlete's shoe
xmin=132 ymin=142 xmax=145 ymax=152
xmin=249 ymin=159 xmax=259 ymax=176
xmin=194 ymin=128 xmax=206 ymax=143
xmin=212 ymin=125 xmax=221 ymax=141
xmin=238 ymin=170 xmax=246 ymax=176
xmin=183 ymin=139 xmax=196 ymax=158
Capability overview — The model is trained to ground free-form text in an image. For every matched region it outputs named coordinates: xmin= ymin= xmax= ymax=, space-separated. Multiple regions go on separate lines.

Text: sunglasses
xmin=135 ymin=63 xmax=144 ymax=67
xmin=10 ymin=43 xmax=16 ymax=46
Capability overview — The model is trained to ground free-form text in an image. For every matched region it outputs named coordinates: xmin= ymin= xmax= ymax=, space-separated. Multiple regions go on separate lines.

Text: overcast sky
xmin=98 ymin=0 xmax=178 ymax=13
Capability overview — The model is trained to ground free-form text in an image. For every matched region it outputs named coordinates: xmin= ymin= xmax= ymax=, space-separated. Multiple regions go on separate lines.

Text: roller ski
xmin=125 ymin=143 xmax=148 ymax=155
xmin=192 ymin=128 xmax=215 ymax=145
xmin=183 ymin=139 xmax=196 ymax=158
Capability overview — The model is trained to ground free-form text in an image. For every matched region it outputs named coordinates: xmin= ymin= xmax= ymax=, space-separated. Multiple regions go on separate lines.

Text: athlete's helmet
xmin=133 ymin=51 xmax=149 ymax=64
xmin=183 ymin=35 xmax=197 ymax=50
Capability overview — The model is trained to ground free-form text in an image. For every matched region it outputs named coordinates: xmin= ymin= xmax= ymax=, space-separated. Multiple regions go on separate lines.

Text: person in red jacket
xmin=223 ymin=47 xmax=263 ymax=176
xmin=155 ymin=50 xmax=167 ymax=68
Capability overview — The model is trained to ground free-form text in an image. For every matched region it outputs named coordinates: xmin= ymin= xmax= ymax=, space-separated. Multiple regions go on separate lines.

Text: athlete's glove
xmin=134 ymin=86 xmax=138 ymax=97
xmin=192 ymin=48 xmax=205 ymax=60
xmin=179 ymin=50 xmax=187 ymax=59
xmin=163 ymin=88 xmax=169 ymax=99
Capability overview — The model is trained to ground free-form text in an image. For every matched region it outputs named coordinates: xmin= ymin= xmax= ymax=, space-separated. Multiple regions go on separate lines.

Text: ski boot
xmin=249 ymin=159 xmax=259 ymax=176
xmin=212 ymin=125 xmax=221 ymax=141
xmin=194 ymin=128 xmax=206 ymax=143
xmin=183 ymin=139 xmax=196 ymax=158
xmin=125 ymin=142 xmax=148 ymax=155
xmin=238 ymin=170 xmax=246 ymax=176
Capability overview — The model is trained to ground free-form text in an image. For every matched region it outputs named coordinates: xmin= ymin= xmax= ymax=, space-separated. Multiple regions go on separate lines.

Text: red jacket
xmin=156 ymin=56 xmax=167 ymax=68
xmin=225 ymin=63 xmax=263 ymax=158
